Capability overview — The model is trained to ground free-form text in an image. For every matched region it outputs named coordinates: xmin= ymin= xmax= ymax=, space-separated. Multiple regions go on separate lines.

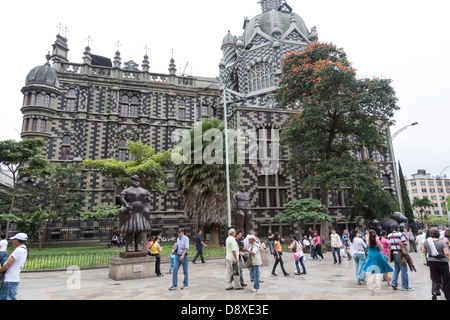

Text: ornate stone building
xmin=20 ymin=0 xmax=397 ymax=240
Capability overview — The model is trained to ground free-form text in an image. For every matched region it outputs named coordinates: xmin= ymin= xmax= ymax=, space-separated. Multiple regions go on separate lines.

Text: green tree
xmin=412 ymin=197 xmax=434 ymax=225
xmin=274 ymin=198 xmax=330 ymax=237
xmin=77 ymin=204 xmax=120 ymax=220
xmin=83 ymin=141 xmax=173 ymax=195
xmin=274 ymin=42 xmax=399 ymax=240
xmin=173 ymin=118 xmax=242 ymax=246
xmin=398 ymin=162 xmax=414 ymax=222
xmin=0 ymin=139 xmax=53 ymax=237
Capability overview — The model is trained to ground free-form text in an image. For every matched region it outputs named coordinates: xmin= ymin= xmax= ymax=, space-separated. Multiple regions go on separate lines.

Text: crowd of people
xmin=1 ymin=224 xmax=449 ymax=300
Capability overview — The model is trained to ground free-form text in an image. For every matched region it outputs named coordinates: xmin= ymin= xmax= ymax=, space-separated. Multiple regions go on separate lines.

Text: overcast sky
xmin=1 ymin=0 xmax=449 ymax=179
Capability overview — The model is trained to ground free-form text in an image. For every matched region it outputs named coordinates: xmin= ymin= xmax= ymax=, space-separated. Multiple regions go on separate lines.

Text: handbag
xmin=232 ymin=262 xmax=240 ymax=276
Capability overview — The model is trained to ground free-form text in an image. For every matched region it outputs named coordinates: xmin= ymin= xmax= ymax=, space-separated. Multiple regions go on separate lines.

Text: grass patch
xmin=3 ymin=244 xmax=227 ymax=271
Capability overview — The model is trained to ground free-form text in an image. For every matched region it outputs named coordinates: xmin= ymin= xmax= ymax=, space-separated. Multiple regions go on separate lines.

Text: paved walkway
xmin=17 ymin=251 xmax=440 ymax=300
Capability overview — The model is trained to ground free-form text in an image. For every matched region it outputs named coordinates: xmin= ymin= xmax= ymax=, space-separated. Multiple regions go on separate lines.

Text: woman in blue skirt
xmin=363 ymin=230 xmax=394 ymax=287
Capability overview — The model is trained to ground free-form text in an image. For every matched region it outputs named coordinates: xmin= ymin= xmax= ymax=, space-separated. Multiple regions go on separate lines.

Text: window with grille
xmin=248 ymin=63 xmax=274 ymax=92
xmin=258 ymin=175 xmax=287 ymax=207
xmin=35 ymin=94 xmax=42 ymax=106
xmin=40 ymin=119 xmax=46 ymax=132
xmin=120 ymin=95 xmax=139 ymax=117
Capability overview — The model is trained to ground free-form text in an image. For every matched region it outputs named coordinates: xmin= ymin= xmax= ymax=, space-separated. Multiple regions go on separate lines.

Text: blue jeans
xmin=172 ymin=255 xmax=189 ymax=288
xmin=332 ymin=247 xmax=341 ymax=263
xmin=0 ymin=282 xmax=19 ymax=300
xmin=0 ymin=251 xmax=7 ymax=266
xmin=250 ymin=266 xmax=260 ymax=290
xmin=392 ymin=253 xmax=409 ymax=289
xmin=192 ymin=249 xmax=204 ymax=263
xmin=268 ymin=241 xmax=274 ymax=254
xmin=353 ymin=253 xmax=366 ymax=281
xmin=295 ymin=256 xmax=307 ymax=274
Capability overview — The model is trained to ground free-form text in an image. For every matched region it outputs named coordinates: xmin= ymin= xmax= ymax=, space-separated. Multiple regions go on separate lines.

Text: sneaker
xmin=271 ymin=273 xmax=278 ymax=276
xmin=169 ymin=286 xmax=177 ymax=291
xmin=391 ymin=284 xmax=397 ymax=290
xmin=192 ymin=261 xmax=196 ymax=264
xmin=225 ymin=287 xmax=234 ymax=290
xmin=402 ymin=287 xmax=414 ymax=291
xmin=240 ymin=283 xmax=247 ymax=287
xmin=234 ymin=287 xmax=245 ymax=290
xmin=295 ymin=272 xmax=301 ymax=275
xmin=181 ymin=286 xmax=188 ymax=290
xmin=251 ymin=288 xmax=258 ymax=292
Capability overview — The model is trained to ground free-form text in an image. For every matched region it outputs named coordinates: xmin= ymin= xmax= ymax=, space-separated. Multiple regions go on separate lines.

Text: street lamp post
xmin=389 ymin=122 xmax=418 ymax=212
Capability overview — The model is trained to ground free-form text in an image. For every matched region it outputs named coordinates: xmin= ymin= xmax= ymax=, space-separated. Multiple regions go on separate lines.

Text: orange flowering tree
xmin=275 ymin=42 xmax=399 ymax=226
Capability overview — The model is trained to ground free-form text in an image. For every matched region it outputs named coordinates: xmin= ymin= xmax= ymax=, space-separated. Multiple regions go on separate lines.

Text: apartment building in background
xmin=406 ymin=169 xmax=450 ymax=216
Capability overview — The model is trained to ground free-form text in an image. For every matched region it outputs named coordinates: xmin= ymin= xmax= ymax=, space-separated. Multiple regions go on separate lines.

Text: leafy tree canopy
xmin=275 ymin=198 xmax=331 ymax=223
xmin=83 ymin=141 xmax=173 ymax=195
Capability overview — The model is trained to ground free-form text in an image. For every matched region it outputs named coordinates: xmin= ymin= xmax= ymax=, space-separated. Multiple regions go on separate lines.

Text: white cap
xmin=10 ymin=233 xmax=28 ymax=241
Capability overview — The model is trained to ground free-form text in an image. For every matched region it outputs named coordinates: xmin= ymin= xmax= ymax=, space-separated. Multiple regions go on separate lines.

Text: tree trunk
xmin=209 ymin=224 xmax=220 ymax=248
xmin=320 ymin=187 xmax=330 ymax=243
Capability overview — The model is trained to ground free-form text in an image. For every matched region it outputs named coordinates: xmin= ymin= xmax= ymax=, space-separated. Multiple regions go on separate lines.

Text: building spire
xmin=259 ymin=0 xmax=285 ymax=12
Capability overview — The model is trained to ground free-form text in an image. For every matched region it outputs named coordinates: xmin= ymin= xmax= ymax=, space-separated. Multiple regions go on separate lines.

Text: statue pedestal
xmin=109 ymin=255 xmax=155 ymax=281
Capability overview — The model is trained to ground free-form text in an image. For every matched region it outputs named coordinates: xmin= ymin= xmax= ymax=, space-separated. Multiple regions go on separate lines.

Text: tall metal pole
xmin=389 ymin=122 xmax=418 ymax=213
xmin=223 ymin=85 xmax=232 ymax=228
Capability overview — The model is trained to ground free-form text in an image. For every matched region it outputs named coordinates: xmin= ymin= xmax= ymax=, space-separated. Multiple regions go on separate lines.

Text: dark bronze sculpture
xmin=233 ymin=184 xmax=252 ymax=236
xmin=118 ymin=175 xmax=151 ymax=252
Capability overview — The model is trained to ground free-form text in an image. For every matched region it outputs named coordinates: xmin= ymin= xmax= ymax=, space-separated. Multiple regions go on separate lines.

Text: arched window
xmin=248 ymin=63 xmax=274 ymax=92
xmin=44 ymin=94 xmax=51 ymax=107
xmin=35 ymin=93 xmax=42 ymax=106
xmin=66 ymin=89 xmax=77 ymax=111
xmin=61 ymin=135 xmax=71 ymax=160
xmin=118 ymin=139 xmax=127 ymax=162
xmin=118 ymin=139 xmax=136 ymax=162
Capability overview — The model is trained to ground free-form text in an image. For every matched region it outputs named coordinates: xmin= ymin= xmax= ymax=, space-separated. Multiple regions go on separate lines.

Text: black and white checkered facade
xmin=20 ymin=1 xmax=397 ymax=239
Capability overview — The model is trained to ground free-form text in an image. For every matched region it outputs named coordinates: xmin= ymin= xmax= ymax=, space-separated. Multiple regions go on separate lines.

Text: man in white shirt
xmin=225 ymin=228 xmax=243 ymax=290
xmin=0 ymin=234 xmax=7 ymax=266
xmin=0 ymin=233 xmax=28 ymax=300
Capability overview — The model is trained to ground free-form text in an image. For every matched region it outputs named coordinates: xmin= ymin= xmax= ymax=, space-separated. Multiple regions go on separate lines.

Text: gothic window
xmin=61 ymin=135 xmax=71 ymax=160
xmin=248 ymin=63 xmax=274 ymax=92
xmin=66 ymin=89 xmax=77 ymax=111
xmin=44 ymin=94 xmax=51 ymax=107
xmin=118 ymin=139 xmax=136 ymax=162
xmin=118 ymin=139 xmax=128 ymax=162
xmin=258 ymin=174 xmax=287 ymax=208
xmin=120 ymin=95 xmax=139 ymax=117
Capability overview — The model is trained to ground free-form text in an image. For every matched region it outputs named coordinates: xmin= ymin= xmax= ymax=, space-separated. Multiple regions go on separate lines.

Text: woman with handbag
xmin=289 ymin=235 xmax=306 ymax=275
xmin=147 ymin=236 xmax=163 ymax=277
xmin=271 ymin=232 xmax=289 ymax=277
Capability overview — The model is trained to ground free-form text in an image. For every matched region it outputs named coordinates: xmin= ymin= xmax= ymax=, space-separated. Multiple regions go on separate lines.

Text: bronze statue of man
xmin=233 ymin=184 xmax=252 ymax=236
xmin=118 ymin=175 xmax=151 ymax=252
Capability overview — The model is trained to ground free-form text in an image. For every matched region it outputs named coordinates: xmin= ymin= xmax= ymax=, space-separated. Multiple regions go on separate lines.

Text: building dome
xmin=25 ymin=60 xmax=59 ymax=87
xmin=222 ymin=31 xmax=237 ymax=47
xmin=243 ymin=9 xmax=309 ymax=45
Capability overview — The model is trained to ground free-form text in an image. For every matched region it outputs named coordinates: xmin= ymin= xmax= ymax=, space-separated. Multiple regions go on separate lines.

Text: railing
xmin=23 ymin=251 xmax=120 ymax=271
xmin=56 ymin=62 xmax=195 ymax=86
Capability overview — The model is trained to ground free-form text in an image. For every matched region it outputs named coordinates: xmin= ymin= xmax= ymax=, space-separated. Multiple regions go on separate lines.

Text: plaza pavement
xmin=17 ymin=250 xmax=440 ymax=300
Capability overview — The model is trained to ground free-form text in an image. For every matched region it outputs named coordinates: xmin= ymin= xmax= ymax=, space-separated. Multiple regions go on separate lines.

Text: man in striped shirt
xmin=388 ymin=227 xmax=414 ymax=291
